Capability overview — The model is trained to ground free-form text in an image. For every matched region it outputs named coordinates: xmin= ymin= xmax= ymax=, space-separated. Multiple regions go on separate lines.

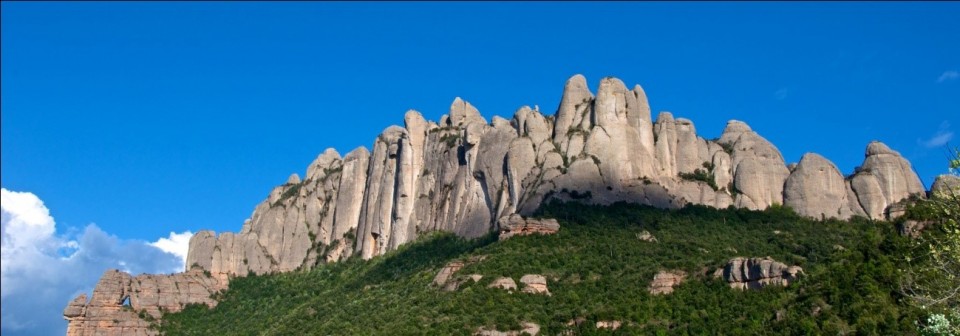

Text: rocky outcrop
xmin=519 ymin=274 xmax=550 ymax=295
xmin=714 ymin=257 xmax=803 ymax=290
xmin=488 ymin=277 xmax=518 ymax=291
xmin=636 ymin=230 xmax=658 ymax=243
xmin=784 ymin=153 xmax=861 ymax=219
xmin=849 ymin=142 xmax=926 ymax=219
xmin=476 ymin=322 xmax=540 ymax=336
xmin=183 ymin=75 xmax=924 ymax=277
xmin=648 ymin=270 xmax=686 ymax=295
xmin=74 ymin=74 xmax=931 ymax=334
xmin=932 ymin=174 xmax=960 ymax=199
xmin=595 ymin=321 xmax=623 ymax=330
xmin=64 ymin=269 xmax=229 ymax=336
xmin=498 ymin=215 xmax=560 ymax=240
xmin=432 ymin=255 xmax=487 ymax=291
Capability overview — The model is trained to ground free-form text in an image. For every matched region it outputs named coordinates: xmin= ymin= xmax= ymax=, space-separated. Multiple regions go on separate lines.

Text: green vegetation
xmin=161 ymin=202 xmax=924 ymax=335
xmin=440 ymin=133 xmax=461 ymax=148
xmin=901 ymin=146 xmax=960 ymax=335
xmin=272 ymin=182 xmax=303 ymax=207
xmin=679 ymin=168 xmax=719 ymax=191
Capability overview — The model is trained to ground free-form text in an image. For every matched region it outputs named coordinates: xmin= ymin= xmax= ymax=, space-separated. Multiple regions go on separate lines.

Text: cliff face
xmin=185 ymin=75 xmax=925 ymax=276
xmin=64 ymin=74 xmax=926 ymax=333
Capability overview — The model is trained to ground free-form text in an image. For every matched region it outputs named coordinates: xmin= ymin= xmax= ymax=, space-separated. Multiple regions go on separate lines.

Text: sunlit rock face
xmin=185 ymin=74 xmax=925 ymax=275
xmin=72 ymin=74 xmax=927 ymax=334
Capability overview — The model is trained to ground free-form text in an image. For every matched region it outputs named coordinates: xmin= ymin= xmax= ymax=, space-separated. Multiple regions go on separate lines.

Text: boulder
xmin=932 ymin=174 xmax=960 ymax=199
xmin=519 ymin=274 xmax=551 ymax=295
xmin=498 ymin=214 xmax=560 ymax=240
xmin=648 ymin=270 xmax=686 ymax=295
xmin=476 ymin=322 xmax=540 ymax=336
xmin=714 ymin=257 xmax=803 ymax=290
xmin=636 ymin=230 xmax=658 ymax=243
xmin=488 ymin=277 xmax=518 ymax=291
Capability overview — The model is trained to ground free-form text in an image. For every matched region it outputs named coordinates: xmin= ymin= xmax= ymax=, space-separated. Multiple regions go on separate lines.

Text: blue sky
xmin=1 ymin=2 xmax=958 ymax=335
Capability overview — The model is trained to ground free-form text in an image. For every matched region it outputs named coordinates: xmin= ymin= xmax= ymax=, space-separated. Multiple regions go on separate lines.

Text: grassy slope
xmin=160 ymin=202 xmax=922 ymax=335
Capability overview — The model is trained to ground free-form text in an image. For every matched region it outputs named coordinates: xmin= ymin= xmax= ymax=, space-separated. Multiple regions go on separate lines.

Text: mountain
xmin=62 ymin=75 xmax=929 ymax=335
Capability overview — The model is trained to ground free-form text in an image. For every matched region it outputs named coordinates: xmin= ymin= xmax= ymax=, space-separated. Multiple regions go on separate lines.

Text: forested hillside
xmin=159 ymin=201 xmax=924 ymax=335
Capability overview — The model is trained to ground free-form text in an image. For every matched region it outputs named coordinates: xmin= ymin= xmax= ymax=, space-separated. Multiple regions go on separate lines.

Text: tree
xmin=901 ymin=146 xmax=960 ymax=335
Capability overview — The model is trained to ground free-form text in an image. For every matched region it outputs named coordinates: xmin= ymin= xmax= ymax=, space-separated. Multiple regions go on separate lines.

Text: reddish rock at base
xmin=498 ymin=214 xmax=560 ymax=240
xmin=63 ymin=268 xmax=229 ymax=336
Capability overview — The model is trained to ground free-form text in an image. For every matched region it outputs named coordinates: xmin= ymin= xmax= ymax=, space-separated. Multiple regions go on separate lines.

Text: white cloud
xmin=938 ymin=70 xmax=959 ymax=83
xmin=1 ymin=188 xmax=184 ymax=336
xmin=151 ymin=230 xmax=193 ymax=272
xmin=918 ymin=121 xmax=954 ymax=148
xmin=774 ymin=88 xmax=789 ymax=100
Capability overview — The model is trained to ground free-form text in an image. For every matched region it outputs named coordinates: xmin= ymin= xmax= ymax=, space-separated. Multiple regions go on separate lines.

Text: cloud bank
xmin=1 ymin=188 xmax=192 ymax=336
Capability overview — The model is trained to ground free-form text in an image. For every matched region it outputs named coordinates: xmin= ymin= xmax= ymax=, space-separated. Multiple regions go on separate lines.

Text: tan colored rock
xmin=850 ymin=141 xmax=926 ymax=219
xmin=330 ymin=147 xmax=370 ymax=259
xmin=63 ymin=294 xmax=88 ymax=318
xmin=433 ymin=261 xmax=466 ymax=288
xmin=714 ymin=257 xmax=803 ymax=290
xmin=636 ymin=230 xmax=658 ymax=243
xmin=648 ymin=270 xmax=686 ymax=295
xmin=476 ymin=322 xmax=540 ymax=336
xmin=357 ymin=126 xmax=406 ymax=259
xmin=784 ymin=153 xmax=859 ymax=219
xmin=596 ymin=320 xmax=623 ymax=330
xmin=718 ymin=120 xmax=790 ymax=210
xmin=553 ymin=74 xmax=594 ymax=147
xmin=932 ymin=174 xmax=960 ymax=199
xmin=519 ymin=274 xmax=550 ymax=295
xmin=449 ymin=97 xmax=487 ymax=126
xmin=498 ymin=214 xmax=559 ymax=240
xmin=488 ymin=277 xmax=518 ymax=291
xmin=64 ymin=269 xmax=229 ymax=336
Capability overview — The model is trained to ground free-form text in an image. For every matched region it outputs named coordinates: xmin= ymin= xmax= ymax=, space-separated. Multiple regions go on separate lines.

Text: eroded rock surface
xmin=184 ymin=75 xmax=924 ymax=278
xmin=75 ymin=74 xmax=932 ymax=334
xmin=714 ymin=257 xmax=803 ymax=290
xmin=64 ymin=269 xmax=229 ymax=336
xmin=476 ymin=322 xmax=540 ymax=336
xmin=648 ymin=270 xmax=686 ymax=295
xmin=519 ymin=274 xmax=550 ymax=295
xmin=932 ymin=174 xmax=960 ymax=199
xmin=498 ymin=214 xmax=560 ymax=240
xmin=489 ymin=277 xmax=518 ymax=291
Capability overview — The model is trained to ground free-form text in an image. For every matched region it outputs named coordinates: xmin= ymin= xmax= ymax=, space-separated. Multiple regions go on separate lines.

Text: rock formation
xmin=183 ymin=75 xmax=924 ymax=277
xmin=595 ymin=321 xmax=623 ymax=330
xmin=63 ymin=269 xmax=229 ymax=336
xmin=519 ymin=274 xmax=550 ymax=295
xmin=475 ymin=322 xmax=540 ymax=336
xmin=648 ymin=270 xmax=686 ymax=295
xmin=432 ymin=255 xmax=487 ymax=291
xmin=932 ymin=174 xmax=960 ymax=199
xmin=714 ymin=257 xmax=803 ymax=290
xmin=637 ymin=230 xmax=658 ymax=243
xmin=498 ymin=215 xmax=560 ymax=240
xmin=488 ymin=277 xmax=518 ymax=291
xmin=70 ymin=74 xmax=930 ymax=333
